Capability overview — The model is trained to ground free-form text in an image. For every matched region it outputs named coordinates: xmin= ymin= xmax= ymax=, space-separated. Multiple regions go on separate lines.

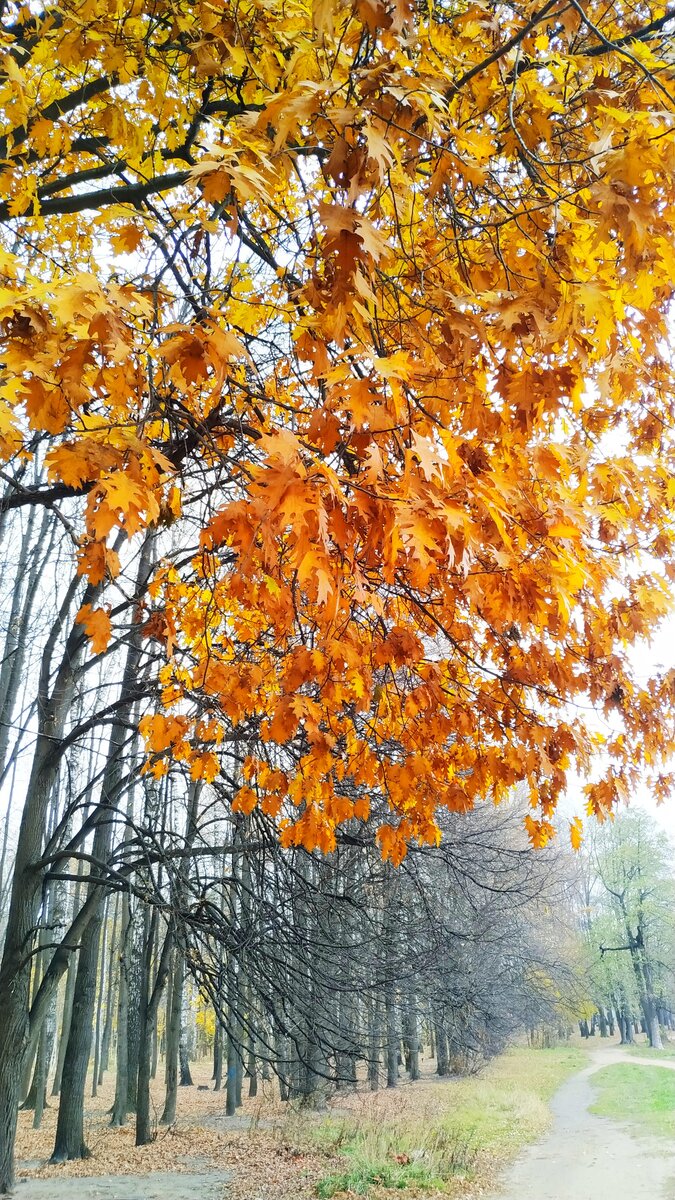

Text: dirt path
xmin=486 ymin=1044 xmax=675 ymax=1200
xmin=14 ymin=1167 xmax=230 ymax=1200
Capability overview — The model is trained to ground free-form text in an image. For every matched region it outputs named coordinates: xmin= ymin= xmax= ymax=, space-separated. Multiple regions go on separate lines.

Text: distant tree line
xmin=576 ymin=810 xmax=675 ymax=1050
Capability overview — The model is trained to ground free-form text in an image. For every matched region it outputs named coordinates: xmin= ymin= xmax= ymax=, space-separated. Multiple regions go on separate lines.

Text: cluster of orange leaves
xmin=1 ymin=0 xmax=675 ymax=857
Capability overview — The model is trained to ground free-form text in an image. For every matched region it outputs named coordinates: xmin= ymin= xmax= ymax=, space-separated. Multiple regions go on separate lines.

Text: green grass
xmin=591 ymin=1063 xmax=675 ymax=1137
xmin=316 ymin=1157 xmax=444 ymax=1197
xmin=312 ymin=1044 xmax=587 ymax=1197
xmin=627 ymin=1040 xmax=675 ymax=1060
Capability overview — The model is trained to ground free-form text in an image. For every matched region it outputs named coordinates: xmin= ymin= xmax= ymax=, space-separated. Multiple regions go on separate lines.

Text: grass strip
xmin=313 ymin=1045 xmax=586 ymax=1197
xmin=591 ymin=1063 xmax=675 ymax=1138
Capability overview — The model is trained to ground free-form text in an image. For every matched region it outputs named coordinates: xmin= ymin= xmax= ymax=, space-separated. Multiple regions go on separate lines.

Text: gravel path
xmin=486 ymin=1044 xmax=675 ymax=1200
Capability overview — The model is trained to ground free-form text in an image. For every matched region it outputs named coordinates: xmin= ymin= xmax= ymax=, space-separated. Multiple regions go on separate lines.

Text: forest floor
xmin=13 ymin=1039 xmax=675 ymax=1200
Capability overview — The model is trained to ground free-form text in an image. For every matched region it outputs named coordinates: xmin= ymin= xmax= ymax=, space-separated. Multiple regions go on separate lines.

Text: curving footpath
xmin=486 ymin=1044 xmax=675 ymax=1200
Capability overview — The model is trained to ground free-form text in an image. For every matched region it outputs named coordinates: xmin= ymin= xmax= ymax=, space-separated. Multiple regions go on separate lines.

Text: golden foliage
xmin=3 ymin=0 xmax=675 ymax=852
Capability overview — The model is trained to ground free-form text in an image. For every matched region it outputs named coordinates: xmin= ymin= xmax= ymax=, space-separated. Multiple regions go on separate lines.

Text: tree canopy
xmin=2 ymin=0 xmax=675 ymax=864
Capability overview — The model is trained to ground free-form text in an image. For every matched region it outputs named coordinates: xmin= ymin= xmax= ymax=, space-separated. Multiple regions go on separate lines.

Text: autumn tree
xmin=1 ymin=0 xmax=675 ymax=1191
xmin=579 ymin=809 xmax=675 ymax=1048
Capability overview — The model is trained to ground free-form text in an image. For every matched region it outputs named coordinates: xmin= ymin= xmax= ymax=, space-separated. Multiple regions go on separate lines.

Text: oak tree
xmin=0 ymin=0 xmax=675 ymax=1190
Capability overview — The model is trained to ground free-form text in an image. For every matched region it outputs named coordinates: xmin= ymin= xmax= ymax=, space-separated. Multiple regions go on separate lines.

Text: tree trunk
xmin=247 ymin=1029 xmax=257 ymax=1099
xmin=0 ymin=571 xmax=90 ymax=1191
xmin=225 ymin=972 xmax=239 ymax=1119
xmin=51 ymin=906 xmax=103 ymax=1161
xmin=136 ymin=913 xmax=173 ymax=1146
xmin=159 ymin=782 xmax=200 ymax=1121
xmin=385 ymin=982 xmax=398 ymax=1088
xmin=31 ymin=1020 xmax=51 ymax=1129
xmin=368 ymin=993 xmax=383 ymax=1092
xmin=91 ymin=902 xmax=109 ymax=1098
xmin=126 ymin=927 xmax=142 ymax=1113
xmin=52 ymin=951 xmax=78 ymax=1097
xmin=179 ymin=1020 xmax=193 ymax=1087
xmin=213 ymin=1023 xmax=223 ymax=1092
xmin=434 ymin=1006 xmax=449 ymax=1076
xmin=111 ymin=890 xmax=131 ymax=1126
xmin=404 ymin=992 xmax=420 ymax=1081
xmin=161 ymin=948 xmax=184 ymax=1123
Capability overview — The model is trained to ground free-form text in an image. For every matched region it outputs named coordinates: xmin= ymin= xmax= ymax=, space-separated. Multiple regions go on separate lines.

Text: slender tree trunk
xmin=179 ymin=1038 xmax=193 ymax=1087
xmin=0 ymin=507 xmax=47 ymax=780
xmin=161 ymin=948 xmax=184 ymax=1122
xmin=434 ymin=1005 xmax=449 ymax=1076
xmin=98 ymin=897 xmax=119 ymax=1085
xmin=150 ymin=1018 xmax=159 ymax=1081
xmin=0 ymin=572 xmax=89 ymax=1191
xmin=32 ymin=996 xmax=55 ymax=1132
xmin=111 ymin=890 xmax=132 ymax=1126
xmin=125 ymin=917 xmax=143 ymax=1113
xmin=159 ymin=782 xmax=200 ymax=1121
xmin=213 ymin=1023 xmax=223 ymax=1092
xmin=52 ymin=952 xmax=78 ymax=1097
xmin=136 ymin=902 xmax=173 ymax=1144
xmin=179 ymin=987 xmax=193 ymax=1090
xmin=404 ymin=991 xmax=420 ymax=1081
xmin=91 ymin=899 xmax=110 ymax=1098
xmin=51 ymin=904 xmax=104 ymax=1161
xmin=274 ymin=1028 xmax=289 ymax=1101
xmin=135 ymin=912 xmax=155 ymax=1146
xmin=225 ymin=981 xmax=238 ymax=1118
xmin=385 ymin=982 xmax=398 ymax=1088
xmin=247 ymin=1045 xmax=257 ymax=1098
xmin=368 ymin=992 xmax=383 ymax=1092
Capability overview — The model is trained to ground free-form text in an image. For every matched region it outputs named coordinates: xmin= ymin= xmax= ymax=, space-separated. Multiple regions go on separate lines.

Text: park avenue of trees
xmin=0 ymin=0 xmax=675 ymax=1194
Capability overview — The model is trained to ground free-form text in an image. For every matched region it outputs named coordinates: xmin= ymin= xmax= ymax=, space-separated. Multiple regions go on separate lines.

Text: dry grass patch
xmin=308 ymin=1044 xmax=587 ymax=1198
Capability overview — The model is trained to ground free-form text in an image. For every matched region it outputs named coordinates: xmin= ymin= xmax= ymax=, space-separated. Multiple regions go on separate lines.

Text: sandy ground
xmin=486 ymin=1042 xmax=675 ymax=1200
xmin=14 ymin=1167 xmax=229 ymax=1199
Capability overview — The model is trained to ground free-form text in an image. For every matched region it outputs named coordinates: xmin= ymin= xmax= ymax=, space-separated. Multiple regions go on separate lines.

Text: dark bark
xmin=179 ymin=1026 xmax=193 ymax=1087
xmin=213 ymin=1023 xmax=223 ymax=1092
xmin=31 ymin=1017 xmax=53 ymax=1129
xmin=91 ymin=903 xmax=109 ymax=1098
xmin=160 ymin=948 xmax=184 ymax=1122
xmin=125 ymin=930 xmax=142 ymax=1113
xmin=136 ymin=912 xmax=173 ymax=1146
xmin=434 ymin=1006 xmax=450 ymax=1076
xmin=404 ymin=992 xmax=420 ymax=1081
xmin=385 ymin=983 xmax=398 ymax=1088
xmin=0 ymin=571 xmax=94 ymax=1192
xmin=51 ymin=951 xmax=78 ymax=1097
xmin=160 ymin=783 xmax=200 ymax=1121
xmin=51 ymin=908 xmax=102 ymax=1161
xmin=225 ymin=984 xmax=238 ymax=1118
xmin=247 ymin=1030 xmax=258 ymax=1100
xmin=110 ymin=890 xmax=132 ymax=1126
xmin=367 ymin=993 xmax=383 ymax=1092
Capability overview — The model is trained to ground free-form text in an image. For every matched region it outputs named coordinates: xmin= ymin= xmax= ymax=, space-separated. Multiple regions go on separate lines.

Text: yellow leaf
xmin=548 ymin=521 xmax=582 ymax=540
xmin=569 ymin=816 xmax=584 ymax=851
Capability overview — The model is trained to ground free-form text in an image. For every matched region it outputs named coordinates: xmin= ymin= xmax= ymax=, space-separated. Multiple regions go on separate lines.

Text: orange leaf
xmin=76 ymin=604 xmax=112 ymax=655
xmin=569 ymin=816 xmax=584 ymax=851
